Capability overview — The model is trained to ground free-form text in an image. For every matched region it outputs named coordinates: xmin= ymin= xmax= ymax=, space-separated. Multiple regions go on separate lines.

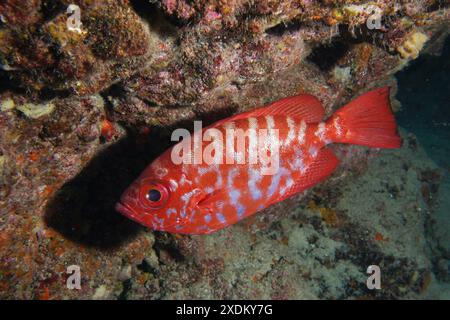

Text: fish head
xmin=115 ymin=161 xmax=199 ymax=233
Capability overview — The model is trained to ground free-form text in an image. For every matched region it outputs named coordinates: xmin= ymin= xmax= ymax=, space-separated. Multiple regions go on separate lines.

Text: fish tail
xmin=326 ymin=87 xmax=401 ymax=149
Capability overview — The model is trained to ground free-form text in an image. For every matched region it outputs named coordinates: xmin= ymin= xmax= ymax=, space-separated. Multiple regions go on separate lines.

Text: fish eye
xmin=147 ymin=189 xmax=161 ymax=202
xmin=138 ymin=180 xmax=170 ymax=209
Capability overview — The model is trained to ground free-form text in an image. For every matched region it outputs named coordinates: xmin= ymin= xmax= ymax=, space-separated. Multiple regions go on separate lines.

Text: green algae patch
xmin=16 ymin=102 xmax=55 ymax=119
xmin=1 ymin=98 xmax=15 ymax=112
xmin=0 ymin=155 xmax=5 ymax=177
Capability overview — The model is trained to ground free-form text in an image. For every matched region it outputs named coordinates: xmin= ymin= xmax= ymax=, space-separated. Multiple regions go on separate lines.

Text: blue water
xmin=396 ymin=37 xmax=450 ymax=275
xmin=396 ymin=38 xmax=450 ymax=169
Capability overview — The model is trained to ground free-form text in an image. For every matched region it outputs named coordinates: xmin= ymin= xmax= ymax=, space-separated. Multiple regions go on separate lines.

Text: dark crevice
xmin=0 ymin=69 xmax=72 ymax=101
xmin=100 ymin=83 xmax=127 ymax=119
xmin=153 ymin=232 xmax=185 ymax=263
xmin=137 ymin=259 xmax=159 ymax=276
xmin=130 ymin=0 xmax=182 ymax=35
xmin=141 ymin=98 xmax=160 ymax=108
xmin=307 ymin=40 xmax=350 ymax=72
xmin=0 ymin=70 xmax=30 ymax=95
xmin=0 ymin=71 xmax=14 ymax=94
xmin=265 ymin=20 xmax=303 ymax=37
xmin=306 ymin=24 xmax=386 ymax=72
xmin=118 ymin=279 xmax=132 ymax=300
xmin=37 ymin=87 xmax=72 ymax=101
xmin=427 ymin=0 xmax=450 ymax=12
xmin=40 ymin=1 xmax=66 ymax=24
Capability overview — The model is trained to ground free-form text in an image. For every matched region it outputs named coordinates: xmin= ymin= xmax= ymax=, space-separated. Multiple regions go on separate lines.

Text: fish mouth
xmin=116 ymin=201 xmax=187 ymax=232
xmin=115 ymin=202 xmax=142 ymax=224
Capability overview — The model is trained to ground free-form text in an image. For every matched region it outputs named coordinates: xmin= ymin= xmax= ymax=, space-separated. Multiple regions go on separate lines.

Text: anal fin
xmin=279 ymin=148 xmax=339 ymax=202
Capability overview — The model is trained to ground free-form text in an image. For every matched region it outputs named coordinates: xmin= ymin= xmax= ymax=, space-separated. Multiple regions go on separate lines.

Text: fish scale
xmin=116 ymin=88 xmax=401 ymax=234
xmin=187 ymin=115 xmax=323 ymax=231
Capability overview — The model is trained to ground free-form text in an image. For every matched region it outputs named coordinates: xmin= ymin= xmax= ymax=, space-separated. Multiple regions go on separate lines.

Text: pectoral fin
xmin=189 ymin=189 xmax=225 ymax=214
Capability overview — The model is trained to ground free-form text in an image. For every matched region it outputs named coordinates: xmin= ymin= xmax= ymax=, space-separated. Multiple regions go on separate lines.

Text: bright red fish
xmin=116 ymin=87 xmax=401 ymax=234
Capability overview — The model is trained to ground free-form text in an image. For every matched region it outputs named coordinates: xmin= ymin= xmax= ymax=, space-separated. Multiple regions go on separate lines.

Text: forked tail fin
xmin=326 ymin=87 xmax=401 ymax=149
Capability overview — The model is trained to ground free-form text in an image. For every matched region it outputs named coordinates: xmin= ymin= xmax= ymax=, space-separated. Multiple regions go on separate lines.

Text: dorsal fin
xmin=208 ymin=94 xmax=325 ymax=129
xmin=262 ymin=94 xmax=325 ymax=122
xmin=275 ymin=148 xmax=339 ymax=203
